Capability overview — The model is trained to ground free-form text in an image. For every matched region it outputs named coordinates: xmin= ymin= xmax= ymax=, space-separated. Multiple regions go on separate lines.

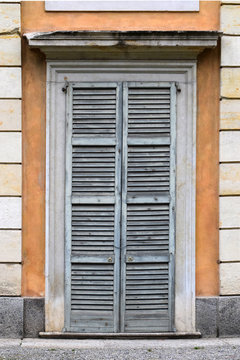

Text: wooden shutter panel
xmin=121 ymin=82 xmax=176 ymax=332
xmin=65 ymin=83 xmax=122 ymax=332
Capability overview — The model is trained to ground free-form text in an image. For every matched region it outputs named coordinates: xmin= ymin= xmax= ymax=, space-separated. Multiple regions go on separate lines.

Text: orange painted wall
xmin=196 ymin=46 xmax=220 ymax=296
xmin=22 ymin=42 xmax=46 ymax=297
xmin=22 ymin=1 xmax=219 ymax=32
xmin=21 ymin=1 xmax=220 ymax=296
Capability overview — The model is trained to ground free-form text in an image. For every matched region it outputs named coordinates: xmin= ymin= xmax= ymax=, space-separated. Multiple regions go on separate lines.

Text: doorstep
xmin=39 ymin=332 xmax=201 ymax=339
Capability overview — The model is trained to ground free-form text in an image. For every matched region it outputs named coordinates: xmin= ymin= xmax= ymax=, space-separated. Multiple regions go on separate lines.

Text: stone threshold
xmin=39 ymin=332 xmax=201 ymax=339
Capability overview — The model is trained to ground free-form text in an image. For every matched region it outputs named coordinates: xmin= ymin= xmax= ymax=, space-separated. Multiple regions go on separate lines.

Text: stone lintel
xmin=24 ymin=31 xmax=220 ymax=59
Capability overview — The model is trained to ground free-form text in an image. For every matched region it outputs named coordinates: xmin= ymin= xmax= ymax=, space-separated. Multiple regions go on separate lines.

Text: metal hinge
xmin=175 ymin=82 xmax=181 ymax=93
xmin=62 ymin=81 xmax=69 ymax=94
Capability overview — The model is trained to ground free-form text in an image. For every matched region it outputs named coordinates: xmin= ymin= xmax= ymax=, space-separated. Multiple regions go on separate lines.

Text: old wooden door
xmin=64 ymin=81 xmax=176 ymax=333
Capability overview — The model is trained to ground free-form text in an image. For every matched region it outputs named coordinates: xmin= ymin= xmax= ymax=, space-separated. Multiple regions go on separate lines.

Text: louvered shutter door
xmin=65 ymin=83 xmax=122 ymax=332
xmin=121 ymin=82 xmax=176 ymax=332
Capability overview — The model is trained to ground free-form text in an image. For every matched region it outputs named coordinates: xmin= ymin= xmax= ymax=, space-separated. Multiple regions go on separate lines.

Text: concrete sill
xmin=39 ymin=332 xmax=201 ymax=339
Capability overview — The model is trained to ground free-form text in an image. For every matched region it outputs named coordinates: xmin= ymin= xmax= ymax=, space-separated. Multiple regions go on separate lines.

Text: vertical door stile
xmin=113 ymin=83 xmax=122 ymax=332
xmin=168 ymin=83 xmax=176 ymax=331
xmin=65 ymin=84 xmax=73 ymax=331
xmin=120 ymin=82 xmax=128 ymax=332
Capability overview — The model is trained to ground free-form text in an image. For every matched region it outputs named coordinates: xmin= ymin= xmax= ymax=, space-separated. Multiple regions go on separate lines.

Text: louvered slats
xmin=126 ymin=263 xmax=169 ymax=310
xmin=70 ymin=263 xmax=114 ymax=331
xmin=71 ymin=263 xmax=114 ymax=310
xmin=125 ymin=263 xmax=169 ymax=332
xmin=128 ymin=87 xmax=170 ymax=138
xmin=72 ymin=205 xmax=115 ymax=254
xmin=128 ymin=146 xmax=170 ymax=195
xmin=72 ymin=88 xmax=116 ymax=137
xmin=127 ymin=205 xmax=169 ymax=252
xmin=72 ymin=147 xmax=115 ymax=196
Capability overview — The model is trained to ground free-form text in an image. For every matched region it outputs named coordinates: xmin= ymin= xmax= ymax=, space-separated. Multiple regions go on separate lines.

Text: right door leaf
xmin=121 ymin=82 xmax=176 ymax=333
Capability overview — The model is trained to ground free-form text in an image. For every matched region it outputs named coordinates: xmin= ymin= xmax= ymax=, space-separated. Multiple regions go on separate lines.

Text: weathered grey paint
xmin=65 ymin=81 xmax=176 ymax=332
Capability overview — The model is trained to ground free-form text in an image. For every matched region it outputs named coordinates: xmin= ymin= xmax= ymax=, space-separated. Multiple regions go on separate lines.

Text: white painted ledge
xmin=45 ymin=0 xmax=199 ymax=12
xmin=24 ymin=31 xmax=219 ymax=60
